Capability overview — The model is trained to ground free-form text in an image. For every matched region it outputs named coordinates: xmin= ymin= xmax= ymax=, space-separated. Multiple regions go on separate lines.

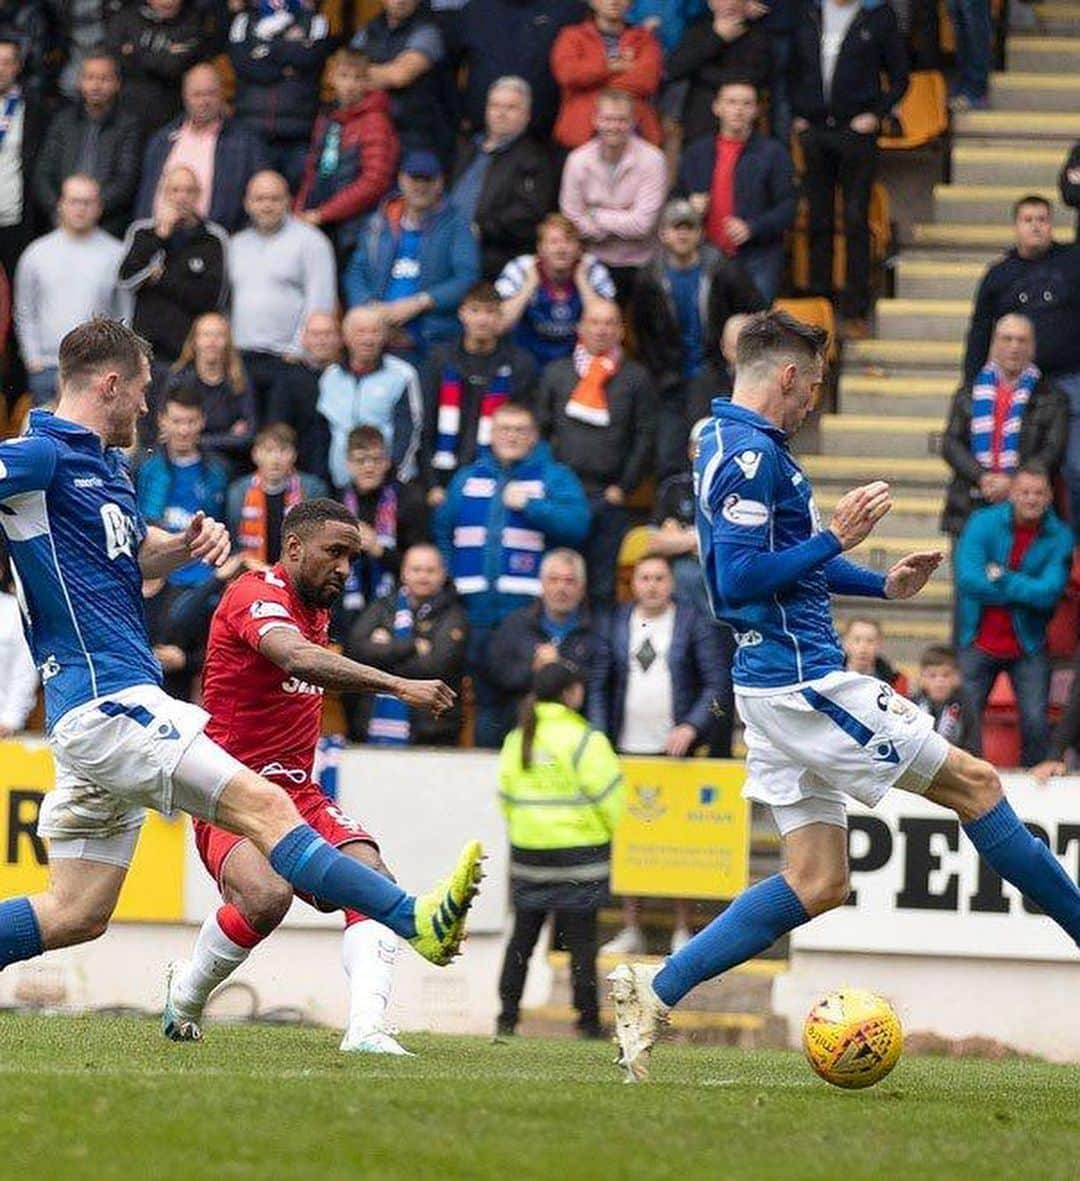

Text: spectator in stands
xmin=536 ymin=299 xmax=656 ymax=608
xmin=1031 ymin=647 xmax=1080 ymax=781
xmin=344 ymin=148 xmax=480 ymax=365
xmin=119 ymin=165 xmax=229 ymax=366
xmin=421 ymin=281 xmax=538 ymax=505
xmin=294 ymin=47 xmax=398 ymax=260
xmin=592 ymin=554 xmax=726 ymax=954
xmin=559 ymin=88 xmax=666 ymax=304
xmin=34 ymin=49 xmax=143 ymax=238
xmin=135 ymin=61 xmax=270 ymax=234
xmin=450 ymin=77 xmax=557 ymax=281
xmin=495 ymin=212 xmax=616 ymax=369
xmin=228 ymin=0 xmax=333 ymax=190
xmin=137 ymin=386 xmax=229 ymax=596
xmin=316 ymin=305 xmax=423 ymax=487
xmin=0 ymin=548 xmax=38 ymax=737
xmin=0 ymin=1 xmax=61 ymax=105
xmin=229 ymin=170 xmax=338 ymax=423
xmin=647 ymin=417 xmax=707 ymax=612
xmin=550 ymin=0 xmax=663 ymax=151
xmin=485 ymin=548 xmax=597 ymax=746
xmin=106 ymin=0 xmax=208 ymax=134
xmin=168 ymin=312 xmax=256 ymax=472
xmin=791 ymin=0 xmax=909 ymax=337
xmin=687 ymin=308 xmax=754 ymax=422
xmin=227 ymin=422 xmax=328 ymax=567
xmin=962 ymin=197 xmax=1080 ymax=532
xmin=954 ymin=462 xmax=1074 ymax=766
xmin=330 ymin=425 xmax=429 ymax=640
xmin=762 ymin=0 xmax=800 ymax=143
xmin=942 ymin=313 xmax=1068 ymax=539
xmin=1058 ymin=140 xmax=1080 ymax=233
xmin=454 ymin=0 xmax=588 ymax=142
xmin=664 ymin=0 xmax=771 ymax=146
xmin=345 ymin=542 xmax=467 ymax=746
xmin=676 ymin=78 xmax=798 ymax=303
xmin=496 ymin=659 xmax=623 ymax=1040
xmin=913 ymin=644 xmax=980 ymax=755
xmin=14 ymin=175 xmax=126 ymax=407
xmin=434 ymin=401 xmax=591 ymax=747
xmin=626 ymin=0 xmax=707 ymax=54
xmin=946 ymin=0 xmax=990 ymax=112
xmin=287 ymin=310 xmax=346 ymax=472
xmin=57 ymin=0 xmax=117 ymax=100
xmin=351 ymin=0 xmax=455 ymax=167
xmin=842 ymin=617 xmax=908 ymax=695
xmin=630 ymin=198 xmax=764 ymax=477
xmin=0 ymin=36 xmax=46 ymax=292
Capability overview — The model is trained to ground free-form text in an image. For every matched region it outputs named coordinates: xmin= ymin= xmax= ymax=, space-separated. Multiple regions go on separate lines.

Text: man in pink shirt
xmin=135 ymin=62 xmax=269 ymax=233
xmin=558 ymin=88 xmax=666 ymax=305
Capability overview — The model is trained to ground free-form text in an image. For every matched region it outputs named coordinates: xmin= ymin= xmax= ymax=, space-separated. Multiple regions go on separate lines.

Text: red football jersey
xmin=203 ymin=565 xmax=330 ymax=781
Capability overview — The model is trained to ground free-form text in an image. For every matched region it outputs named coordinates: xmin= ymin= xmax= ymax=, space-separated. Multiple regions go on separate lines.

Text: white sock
xmin=173 ymin=910 xmax=257 ymax=1020
xmin=342 ymin=920 xmax=398 ymax=1035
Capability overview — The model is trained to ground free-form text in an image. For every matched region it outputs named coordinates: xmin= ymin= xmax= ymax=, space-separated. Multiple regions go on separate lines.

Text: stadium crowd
xmin=0 ymin=0 xmax=1077 ymax=791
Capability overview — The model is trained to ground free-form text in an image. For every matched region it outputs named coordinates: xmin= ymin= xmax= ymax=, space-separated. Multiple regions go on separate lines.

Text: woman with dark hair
xmin=495 ymin=660 xmax=624 ymax=1040
xmin=168 ymin=312 xmax=256 ymax=469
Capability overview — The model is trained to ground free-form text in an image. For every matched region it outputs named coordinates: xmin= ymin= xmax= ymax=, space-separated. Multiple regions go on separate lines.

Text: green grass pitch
xmin=0 ymin=1015 xmax=1077 ymax=1180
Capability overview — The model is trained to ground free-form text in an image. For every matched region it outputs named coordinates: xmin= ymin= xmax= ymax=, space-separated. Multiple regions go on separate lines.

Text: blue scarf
xmin=340 ymin=483 xmax=398 ymax=614
xmin=432 ymin=362 xmax=512 ymax=474
xmin=450 ymin=453 xmax=546 ymax=599
xmin=970 ymin=361 xmax=1040 ymax=472
xmin=368 ymin=589 xmax=413 ymax=746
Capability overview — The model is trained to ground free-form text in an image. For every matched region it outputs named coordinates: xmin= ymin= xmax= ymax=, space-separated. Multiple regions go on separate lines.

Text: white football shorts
xmin=736 ymin=670 xmax=950 ymax=824
xmin=38 ymin=684 xmax=244 ymax=865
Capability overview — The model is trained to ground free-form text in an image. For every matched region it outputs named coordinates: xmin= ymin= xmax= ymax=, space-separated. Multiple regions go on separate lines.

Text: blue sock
xmin=653 ymin=875 xmax=809 ymax=1008
xmin=0 ymin=897 xmax=44 ymax=969
xmin=964 ymin=798 xmax=1080 ymax=945
xmin=268 ymin=825 xmax=417 ymax=939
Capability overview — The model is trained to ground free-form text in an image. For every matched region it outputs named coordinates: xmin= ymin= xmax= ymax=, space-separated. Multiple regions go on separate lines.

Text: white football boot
xmin=162 ymin=960 xmax=203 ymax=1042
xmin=340 ymin=1025 xmax=415 ymax=1056
xmin=607 ymin=963 xmax=670 ymax=1083
xmin=599 ymin=925 xmax=646 ymax=956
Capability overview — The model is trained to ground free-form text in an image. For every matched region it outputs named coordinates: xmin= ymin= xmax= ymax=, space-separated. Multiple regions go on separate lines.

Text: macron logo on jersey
xmin=733 ymin=450 xmax=762 ymax=480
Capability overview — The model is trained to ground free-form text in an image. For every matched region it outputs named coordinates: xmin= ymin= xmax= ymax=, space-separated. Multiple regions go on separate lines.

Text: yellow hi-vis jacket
xmin=497 ymin=702 xmax=624 ymax=851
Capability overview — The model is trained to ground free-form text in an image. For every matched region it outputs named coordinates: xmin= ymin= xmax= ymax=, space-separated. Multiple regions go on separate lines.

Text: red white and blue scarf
xmin=970 ymin=361 xmax=1040 ymax=472
xmin=432 ymin=362 xmax=512 ymax=473
xmin=367 ymin=588 xmax=413 ymax=746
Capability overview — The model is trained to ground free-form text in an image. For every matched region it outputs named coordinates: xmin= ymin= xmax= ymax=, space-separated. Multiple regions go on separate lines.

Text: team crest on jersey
xmin=733 ymin=450 xmax=762 ymax=480
xmin=721 ymin=494 xmax=770 ymax=528
xmin=734 ymin=629 xmax=763 ymax=648
xmin=100 ymin=502 xmax=138 ymax=560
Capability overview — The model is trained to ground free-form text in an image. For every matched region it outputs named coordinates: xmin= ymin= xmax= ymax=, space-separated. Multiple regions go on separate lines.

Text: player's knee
xmin=789 ymin=867 xmax=850 ymax=917
xmin=956 ymin=758 xmax=1004 ymax=823
xmin=231 ymin=878 xmax=293 ymax=934
xmin=53 ymin=900 xmax=112 ymax=947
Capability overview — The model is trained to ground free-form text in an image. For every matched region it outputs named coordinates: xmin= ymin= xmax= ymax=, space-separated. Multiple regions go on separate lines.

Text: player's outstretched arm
xmin=139 ymin=512 xmax=231 ymax=579
xmin=260 ymin=627 xmax=456 ymax=716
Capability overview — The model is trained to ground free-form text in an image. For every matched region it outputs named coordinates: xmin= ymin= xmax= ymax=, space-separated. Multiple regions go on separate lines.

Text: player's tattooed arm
xmin=139 ymin=512 xmax=232 ymax=579
xmin=259 ymin=628 xmax=457 ymax=716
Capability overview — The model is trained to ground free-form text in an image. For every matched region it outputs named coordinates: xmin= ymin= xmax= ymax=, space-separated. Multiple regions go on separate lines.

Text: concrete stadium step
xmin=952 ymin=109 xmax=1080 ymax=139
xmin=1028 ymin=3 xmax=1080 ymax=33
xmin=820 ymin=413 xmax=945 ymax=459
xmin=816 ymin=488 xmax=946 ymax=538
xmin=848 ymin=535 xmax=952 ymax=581
xmin=907 ymin=223 xmax=1074 ymax=249
xmin=875 ymin=299 xmax=971 ymax=341
xmin=838 ymin=374 xmax=954 ymax=416
xmin=933 ymin=185 xmax=1060 ymax=225
xmin=843 ymin=338 xmax=962 ymax=375
xmin=800 ymin=453 xmax=950 ymax=493
xmin=1007 ymin=35 xmax=1080 ymax=72
xmin=950 ymin=144 xmax=1065 ymax=187
xmin=989 ymin=72 xmax=1080 ymax=112
xmin=894 ymin=258 xmax=985 ymax=301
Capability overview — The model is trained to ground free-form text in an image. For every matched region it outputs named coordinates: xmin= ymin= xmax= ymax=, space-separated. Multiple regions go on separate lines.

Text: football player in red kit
xmin=164 ymin=499 xmax=460 ymax=1053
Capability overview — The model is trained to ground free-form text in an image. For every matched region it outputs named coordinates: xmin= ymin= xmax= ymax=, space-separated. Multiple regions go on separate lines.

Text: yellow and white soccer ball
xmin=802 ymin=989 xmax=903 ymax=1090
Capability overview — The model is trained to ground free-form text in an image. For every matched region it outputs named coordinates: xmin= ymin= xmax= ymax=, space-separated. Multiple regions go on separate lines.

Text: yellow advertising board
xmin=0 ymin=741 xmax=186 ymax=921
xmin=611 ymin=758 xmax=750 ymax=900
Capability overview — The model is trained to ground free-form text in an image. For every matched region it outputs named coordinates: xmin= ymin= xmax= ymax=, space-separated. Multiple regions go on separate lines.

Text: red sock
xmin=344 ymin=910 xmax=368 ymax=928
xmin=217 ymin=903 xmax=265 ymax=949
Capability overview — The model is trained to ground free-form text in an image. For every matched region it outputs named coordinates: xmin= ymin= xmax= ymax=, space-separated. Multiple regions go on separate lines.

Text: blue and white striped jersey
xmin=0 ymin=411 xmax=161 ymax=731
xmin=694 ymin=399 xmax=852 ymax=692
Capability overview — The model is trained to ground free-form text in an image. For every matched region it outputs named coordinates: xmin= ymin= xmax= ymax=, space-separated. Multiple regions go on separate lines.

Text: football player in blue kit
xmin=0 ymin=318 xmax=482 ymax=981
xmin=608 ymin=310 xmax=1080 ymax=1081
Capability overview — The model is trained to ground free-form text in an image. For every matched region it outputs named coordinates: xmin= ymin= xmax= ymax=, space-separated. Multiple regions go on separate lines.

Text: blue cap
xmin=401 ymin=148 xmax=442 ymax=179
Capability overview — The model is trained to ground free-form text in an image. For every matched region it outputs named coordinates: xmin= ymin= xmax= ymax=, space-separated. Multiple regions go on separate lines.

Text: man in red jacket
xmin=295 ymin=47 xmax=400 ymax=257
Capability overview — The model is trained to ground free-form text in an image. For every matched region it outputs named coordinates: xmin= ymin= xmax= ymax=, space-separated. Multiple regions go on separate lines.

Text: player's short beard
xmin=295 ymin=571 xmax=341 ymax=609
